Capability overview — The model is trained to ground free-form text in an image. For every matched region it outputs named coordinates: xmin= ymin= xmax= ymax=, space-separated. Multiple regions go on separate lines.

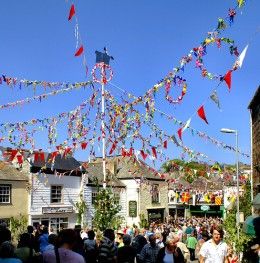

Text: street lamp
xmin=220 ymin=128 xmax=240 ymax=239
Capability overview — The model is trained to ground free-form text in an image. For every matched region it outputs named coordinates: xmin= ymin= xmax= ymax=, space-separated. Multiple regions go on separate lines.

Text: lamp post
xmin=220 ymin=128 xmax=240 ymax=239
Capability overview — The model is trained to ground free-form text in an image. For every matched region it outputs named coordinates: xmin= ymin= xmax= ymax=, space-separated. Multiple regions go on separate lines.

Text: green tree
xmin=92 ymin=187 xmax=122 ymax=231
xmin=75 ymin=191 xmax=87 ymax=226
xmin=9 ymin=214 xmax=28 ymax=244
xmin=223 ymin=180 xmax=253 ymax=255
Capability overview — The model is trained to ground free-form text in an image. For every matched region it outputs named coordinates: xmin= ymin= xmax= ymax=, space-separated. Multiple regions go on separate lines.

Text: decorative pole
xmin=92 ymin=48 xmax=113 ymax=189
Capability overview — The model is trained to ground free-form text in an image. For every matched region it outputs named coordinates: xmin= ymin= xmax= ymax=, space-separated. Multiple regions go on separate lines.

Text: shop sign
xmin=129 ymin=201 xmax=137 ymax=217
xmin=201 ymin=205 xmax=210 ymax=211
xmin=42 ymin=206 xmax=74 ymax=214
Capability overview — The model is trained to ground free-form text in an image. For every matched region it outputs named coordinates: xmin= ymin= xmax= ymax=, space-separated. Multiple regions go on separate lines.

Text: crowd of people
xmin=0 ymin=216 xmax=259 ymax=263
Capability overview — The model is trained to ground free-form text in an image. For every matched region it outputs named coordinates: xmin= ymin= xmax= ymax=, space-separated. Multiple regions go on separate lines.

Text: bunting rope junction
xmin=107 ymin=82 xmax=249 ymax=158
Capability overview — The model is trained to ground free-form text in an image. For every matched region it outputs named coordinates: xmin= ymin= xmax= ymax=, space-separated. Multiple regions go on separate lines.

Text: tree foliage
xmin=92 ymin=187 xmax=123 ymax=231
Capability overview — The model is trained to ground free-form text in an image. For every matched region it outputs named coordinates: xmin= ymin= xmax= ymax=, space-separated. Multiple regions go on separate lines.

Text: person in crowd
xmin=186 ymin=231 xmax=197 ymax=261
xmin=0 ymin=241 xmax=22 ymax=263
xmin=155 ymin=233 xmax=164 ymax=249
xmin=195 ymin=231 xmax=209 ymax=258
xmin=73 ymin=226 xmax=85 ymax=257
xmin=81 ymin=227 xmax=89 ymax=241
xmin=156 ymin=235 xmax=184 ymax=263
xmin=43 ymin=229 xmax=85 ymax=263
xmin=39 ymin=226 xmax=49 ymax=253
xmin=0 ymin=223 xmax=11 ymax=246
xmin=139 ymin=234 xmax=160 ymax=263
xmin=251 ymin=244 xmax=260 ymax=263
xmin=44 ymin=234 xmax=57 ymax=251
xmin=84 ymin=230 xmax=97 ymax=263
xmin=199 ymin=225 xmax=228 ymax=263
xmin=226 ymin=244 xmax=238 ymax=263
xmin=26 ymin=225 xmax=38 ymax=252
xmin=117 ymin=234 xmax=137 ymax=263
xmin=132 ymin=231 xmax=147 ymax=263
xmin=115 ymin=230 xmax=125 ymax=248
xmin=15 ymin=233 xmax=36 ymax=263
xmin=170 ymin=234 xmax=190 ymax=263
xmin=97 ymin=228 xmax=117 ymax=263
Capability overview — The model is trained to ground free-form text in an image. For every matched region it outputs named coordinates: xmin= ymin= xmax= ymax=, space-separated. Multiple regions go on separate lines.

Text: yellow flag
xmin=237 ymin=0 xmax=244 ymax=7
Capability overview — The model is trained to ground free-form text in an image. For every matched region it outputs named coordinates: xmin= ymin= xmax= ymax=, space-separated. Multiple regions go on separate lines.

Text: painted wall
xmin=0 ymin=180 xmax=28 ymax=219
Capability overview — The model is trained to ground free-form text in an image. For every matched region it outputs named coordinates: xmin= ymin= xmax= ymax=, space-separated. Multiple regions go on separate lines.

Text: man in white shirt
xmin=199 ymin=225 xmax=228 ymax=263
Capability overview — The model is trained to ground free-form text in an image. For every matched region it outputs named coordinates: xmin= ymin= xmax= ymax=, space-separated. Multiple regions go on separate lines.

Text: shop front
xmin=189 ymin=205 xmax=224 ymax=217
xmin=169 ymin=205 xmax=185 ymax=219
xmin=30 ymin=206 xmax=77 ymax=232
xmin=147 ymin=208 xmax=165 ymax=223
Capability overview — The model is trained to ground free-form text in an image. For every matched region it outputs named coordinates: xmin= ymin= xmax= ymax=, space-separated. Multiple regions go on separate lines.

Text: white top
xmin=199 ymin=239 xmax=228 ymax=263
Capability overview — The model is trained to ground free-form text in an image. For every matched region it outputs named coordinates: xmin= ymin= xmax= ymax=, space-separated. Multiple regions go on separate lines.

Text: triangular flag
xmin=223 ymin=70 xmax=232 ymax=91
xmin=210 ymin=90 xmax=221 ymax=109
xmin=68 ymin=4 xmax=75 ymax=21
xmin=177 ymin=128 xmax=182 ymax=140
xmin=237 ymin=0 xmax=245 ymax=7
xmin=197 ymin=105 xmax=209 ymax=124
xmin=182 ymin=118 xmax=191 ymax=132
xmin=74 ymin=45 xmax=84 ymax=57
xmin=163 ymin=140 xmax=167 ymax=149
xmin=235 ymin=44 xmax=248 ymax=68
xmin=151 ymin=147 xmax=157 ymax=159
xmin=140 ymin=150 xmax=148 ymax=160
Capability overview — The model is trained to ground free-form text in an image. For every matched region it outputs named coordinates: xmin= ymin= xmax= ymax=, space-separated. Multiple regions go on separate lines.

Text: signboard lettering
xmin=42 ymin=206 xmax=74 ymax=214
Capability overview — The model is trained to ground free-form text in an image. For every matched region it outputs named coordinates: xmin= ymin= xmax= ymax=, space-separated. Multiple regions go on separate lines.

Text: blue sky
xmin=0 ymin=0 xmax=259 ymax=167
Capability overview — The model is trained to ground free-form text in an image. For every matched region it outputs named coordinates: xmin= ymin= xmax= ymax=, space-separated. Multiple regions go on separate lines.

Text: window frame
xmin=0 ymin=184 xmax=12 ymax=204
xmin=151 ymin=184 xmax=160 ymax=204
xmin=50 ymin=185 xmax=63 ymax=204
xmin=91 ymin=191 xmax=98 ymax=205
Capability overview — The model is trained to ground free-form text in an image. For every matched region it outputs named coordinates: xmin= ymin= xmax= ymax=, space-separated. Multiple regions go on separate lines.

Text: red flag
xmin=40 ymin=152 xmax=45 ymax=162
xmin=68 ymin=4 xmax=75 ymax=21
xmin=63 ymin=147 xmax=72 ymax=158
xmin=177 ymin=128 xmax=182 ymax=140
xmin=34 ymin=152 xmax=39 ymax=162
xmin=128 ymin=147 xmax=133 ymax=156
xmin=140 ymin=150 xmax=148 ymax=160
xmin=51 ymin=151 xmax=59 ymax=162
xmin=109 ymin=141 xmax=117 ymax=155
xmin=10 ymin=150 xmax=18 ymax=161
xmin=16 ymin=154 xmax=23 ymax=164
xmin=74 ymin=45 xmax=84 ymax=57
xmin=121 ymin=148 xmax=127 ymax=157
xmin=197 ymin=105 xmax=209 ymax=124
xmin=81 ymin=142 xmax=88 ymax=150
xmin=223 ymin=70 xmax=232 ymax=91
xmin=152 ymin=147 xmax=157 ymax=159
xmin=163 ymin=140 xmax=167 ymax=149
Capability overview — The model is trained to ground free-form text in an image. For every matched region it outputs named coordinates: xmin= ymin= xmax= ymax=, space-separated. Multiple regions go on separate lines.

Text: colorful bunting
xmin=223 ymin=70 xmax=232 ymax=91
xmin=74 ymin=45 xmax=84 ymax=57
xmin=197 ymin=106 xmax=209 ymax=124
xmin=210 ymin=90 xmax=221 ymax=109
xmin=68 ymin=4 xmax=76 ymax=21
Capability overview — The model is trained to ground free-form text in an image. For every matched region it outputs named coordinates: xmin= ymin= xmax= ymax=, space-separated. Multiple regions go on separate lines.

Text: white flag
xmin=182 ymin=118 xmax=191 ymax=132
xmin=236 ymin=44 xmax=249 ymax=68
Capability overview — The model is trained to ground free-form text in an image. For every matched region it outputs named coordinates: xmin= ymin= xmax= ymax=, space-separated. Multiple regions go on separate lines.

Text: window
xmin=92 ymin=192 xmax=98 ymax=204
xmin=0 ymin=185 xmax=11 ymax=204
xmin=114 ymin=193 xmax=120 ymax=204
xmin=51 ymin=185 xmax=63 ymax=203
xmin=50 ymin=217 xmax=68 ymax=233
xmin=151 ymin=184 xmax=160 ymax=204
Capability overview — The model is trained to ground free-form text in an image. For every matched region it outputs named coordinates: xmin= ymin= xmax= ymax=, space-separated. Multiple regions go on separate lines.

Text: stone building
xmin=0 ymin=161 xmax=29 ymax=224
xmin=248 ymin=86 xmax=260 ymax=194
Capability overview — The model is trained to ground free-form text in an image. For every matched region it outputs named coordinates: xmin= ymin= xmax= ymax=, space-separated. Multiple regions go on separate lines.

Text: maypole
xmin=92 ymin=48 xmax=113 ymax=188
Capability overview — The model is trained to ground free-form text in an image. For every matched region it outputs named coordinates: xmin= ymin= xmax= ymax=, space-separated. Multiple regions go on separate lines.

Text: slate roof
xmin=115 ymin=156 xmax=165 ymax=181
xmin=85 ymin=162 xmax=125 ymax=188
xmin=0 ymin=161 xmax=28 ymax=181
xmin=191 ymin=176 xmax=224 ymax=191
